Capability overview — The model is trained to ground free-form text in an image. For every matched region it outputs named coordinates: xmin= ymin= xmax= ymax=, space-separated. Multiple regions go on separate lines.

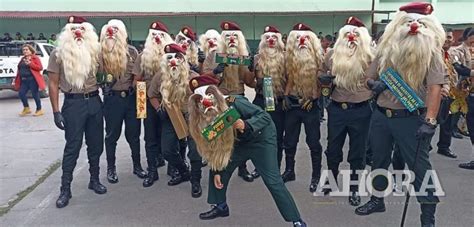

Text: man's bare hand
xmin=214 ymin=174 xmax=224 ymax=189
xmin=232 ymin=119 xmax=245 ymax=133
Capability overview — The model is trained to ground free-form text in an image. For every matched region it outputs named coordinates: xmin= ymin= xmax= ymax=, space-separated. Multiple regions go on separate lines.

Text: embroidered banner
xmin=215 ymin=53 xmax=251 ymax=65
xmin=263 ymin=77 xmax=276 ymax=112
xmin=202 ymin=107 xmax=241 ymax=142
xmin=136 ymin=81 xmax=147 ymax=119
xmin=380 ymin=67 xmax=425 ymax=112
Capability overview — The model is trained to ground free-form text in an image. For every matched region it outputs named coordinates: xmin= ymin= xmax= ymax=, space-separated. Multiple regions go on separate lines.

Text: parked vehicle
xmin=0 ymin=41 xmax=55 ymax=97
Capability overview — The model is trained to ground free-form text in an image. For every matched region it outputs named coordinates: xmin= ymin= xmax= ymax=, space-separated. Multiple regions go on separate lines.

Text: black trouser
xmin=253 ymin=94 xmax=286 ymax=167
xmin=19 ymin=78 xmax=41 ymax=110
xmin=60 ymin=95 xmax=104 ymax=186
xmin=144 ymin=99 xmax=162 ymax=172
xmin=467 ymin=95 xmax=474 ymax=144
xmin=283 ymin=100 xmax=322 ymax=178
xmin=103 ymin=92 xmax=141 ymax=168
xmin=160 ymin=112 xmax=201 ymax=181
xmin=437 ymin=114 xmax=457 ymax=150
xmin=326 ymin=101 xmax=371 ymax=187
xmin=370 ymin=108 xmax=439 ymax=224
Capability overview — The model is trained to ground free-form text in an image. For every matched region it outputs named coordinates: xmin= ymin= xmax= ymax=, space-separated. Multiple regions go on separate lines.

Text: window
xmin=43 ymin=45 xmax=55 ymax=56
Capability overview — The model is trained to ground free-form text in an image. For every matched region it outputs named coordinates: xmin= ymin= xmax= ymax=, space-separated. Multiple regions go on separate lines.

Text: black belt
xmin=64 ymin=90 xmax=99 ymax=99
xmin=377 ymin=105 xmax=426 ymax=118
xmin=109 ymin=90 xmax=131 ymax=98
xmin=332 ymin=100 xmax=369 ymax=110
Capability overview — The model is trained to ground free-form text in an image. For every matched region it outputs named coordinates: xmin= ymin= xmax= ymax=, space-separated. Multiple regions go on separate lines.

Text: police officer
xmin=456 ymin=27 xmax=474 ymax=169
xmin=98 ymin=19 xmax=146 ymax=184
xmin=282 ymin=23 xmax=323 ymax=192
xmin=148 ymin=43 xmax=201 ymax=196
xmin=48 ymin=16 xmax=106 ymax=208
xmin=355 ymin=3 xmax=445 ymax=226
xmin=321 ymin=17 xmax=374 ymax=206
xmin=132 ymin=21 xmax=173 ymax=187
xmin=435 ymin=28 xmax=462 ymax=159
xmin=188 ymin=77 xmax=307 ymax=227
xmin=252 ymin=25 xmax=287 ymax=170
xmin=203 ymin=21 xmax=257 ymax=182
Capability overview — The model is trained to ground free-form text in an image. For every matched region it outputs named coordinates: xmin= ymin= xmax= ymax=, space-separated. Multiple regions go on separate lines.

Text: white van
xmin=0 ymin=41 xmax=55 ymax=97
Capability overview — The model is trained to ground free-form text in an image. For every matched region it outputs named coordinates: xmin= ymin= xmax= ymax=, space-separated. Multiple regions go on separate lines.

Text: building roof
xmin=0 ymin=10 xmax=395 ymax=19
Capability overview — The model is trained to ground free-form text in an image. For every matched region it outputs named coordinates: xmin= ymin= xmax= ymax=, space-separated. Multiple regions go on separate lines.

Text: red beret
xmin=180 ymin=26 xmax=196 ymax=41
xmin=263 ymin=25 xmax=280 ymax=34
xmin=292 ymin=23 xmax=312 ymax=31
xmin=149 ymin=21 xmax=169 ymax=33
xmin=164 ymin=43 xmax=185 ymax=54
xmin=189 ymin=75 xmax=220 ymax=92
xmin=68 ymin=16 xmax=87 ymax=24
xmin=399 ymin=2 xmax=433 ymax=15
xmin=221 ymin=21 xmax=241 ymax=31
xmin=345 ymin=16 xmax=365 ymax=27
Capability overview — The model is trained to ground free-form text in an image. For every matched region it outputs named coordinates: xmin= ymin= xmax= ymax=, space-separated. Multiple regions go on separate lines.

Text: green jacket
xmin=228 ymin=95 xmax=276 ymax=149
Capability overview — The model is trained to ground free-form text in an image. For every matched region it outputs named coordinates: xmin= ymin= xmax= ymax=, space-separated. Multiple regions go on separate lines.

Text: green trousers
xmin=207 ymin=129 xmax=301 ymax=222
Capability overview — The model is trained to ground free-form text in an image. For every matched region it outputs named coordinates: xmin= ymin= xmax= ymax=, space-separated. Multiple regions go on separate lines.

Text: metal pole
xmin=400 ymin=138 xmax=423 ymax=227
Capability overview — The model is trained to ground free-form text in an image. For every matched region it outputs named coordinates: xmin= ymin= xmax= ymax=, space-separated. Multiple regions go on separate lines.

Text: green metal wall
xmin=0 ymin=14 xmax=372 ymax=41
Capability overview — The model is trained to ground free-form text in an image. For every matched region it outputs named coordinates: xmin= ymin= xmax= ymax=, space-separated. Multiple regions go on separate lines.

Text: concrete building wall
xmin=0 ymin=14 xmax=372 ymax=41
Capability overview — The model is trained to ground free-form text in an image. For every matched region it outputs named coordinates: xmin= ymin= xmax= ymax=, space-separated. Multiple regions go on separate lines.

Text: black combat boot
xmin=309 ymin=177 xmax=320 ymax=193
xmin=143 ymin=170 xmax=158 ymax=187
xmin=355 ymin=196 xmax=386 ymax=215
xmin=309 ymin=170 xmax=321 ymax=193
xmin=88 ymin=180 xmax=107 ymax=194
xmin=168 ymin=168 xmax=190 ymax=186
xmin=349 ymin=170 xmax=361 ymax=206
xmin=281 ymin=156 xmax=296 ymax=183
xmin=293 ymin=220 xmax=307 ymax=227
xmin=349 ymin=191 xmax=361 ymax=206
xmin=191 ymin=180 xmax=202 ymax=198
xmin=89 ymin=166 xmax=107 ymax=194
xmin=237 ymin=166 xmax=254 ymax=182
xmin=322 ymin=168 xmax=339 ymax=195
xmin=250 ymin=169 xmax=260 ymax=179
xmin=133 ymin=162 xmax=147 ymax=179
xmin=459 ymin=161 xmax=474 ymax=169
xmin=107 ymin=166 xmax=118 ymax=184
xmin=56 ymin=185 xmax=72 ymax=208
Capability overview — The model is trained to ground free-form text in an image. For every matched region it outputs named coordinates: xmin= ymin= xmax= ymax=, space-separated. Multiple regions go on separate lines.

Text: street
xmin=0 ymin=88 xmax=473 ymax=227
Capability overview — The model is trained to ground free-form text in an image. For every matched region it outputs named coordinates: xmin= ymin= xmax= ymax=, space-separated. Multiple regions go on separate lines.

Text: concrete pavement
xmin=0 ymin=89 xmax=473 ymax=226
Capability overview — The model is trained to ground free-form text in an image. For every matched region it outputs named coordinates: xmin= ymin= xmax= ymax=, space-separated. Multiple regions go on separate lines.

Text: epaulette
xmin=225 ymin=96 xmax=236 ymax=105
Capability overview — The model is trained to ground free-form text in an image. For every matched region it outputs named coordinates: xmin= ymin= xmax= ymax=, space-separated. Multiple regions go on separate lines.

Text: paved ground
xmin=0 ymin=88 xmax=473 ymax=226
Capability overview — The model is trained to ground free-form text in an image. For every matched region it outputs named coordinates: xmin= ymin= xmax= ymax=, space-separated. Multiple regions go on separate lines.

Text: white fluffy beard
xmin=56 ymin=23 xmax=99 ymax=89
xmin=198 ymin=30 xmax=221 ymax=57
xmin=186 ymin=43 xmax=198 ymax=66
xmin=257 ymin=37 xmax=286 ymax=96
xmin=188 ymin=86 xmax=235 ymax=171
xmin=377 ymin=12 xmax=445 ymax=91
xmin=218 ymin=31 xmax=249 ymax=56
xmin=100 ymin=30 xmax=128 ymax=78
xmin=332 ymin=26 xmax=374 ymax=92
xmin=159 ymin=59 xmax=189 ymax=107
xmin=141 ymin=32 xmax=172 ymax=76
xmin=286 ymin=31 xmax=322 ymax=99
